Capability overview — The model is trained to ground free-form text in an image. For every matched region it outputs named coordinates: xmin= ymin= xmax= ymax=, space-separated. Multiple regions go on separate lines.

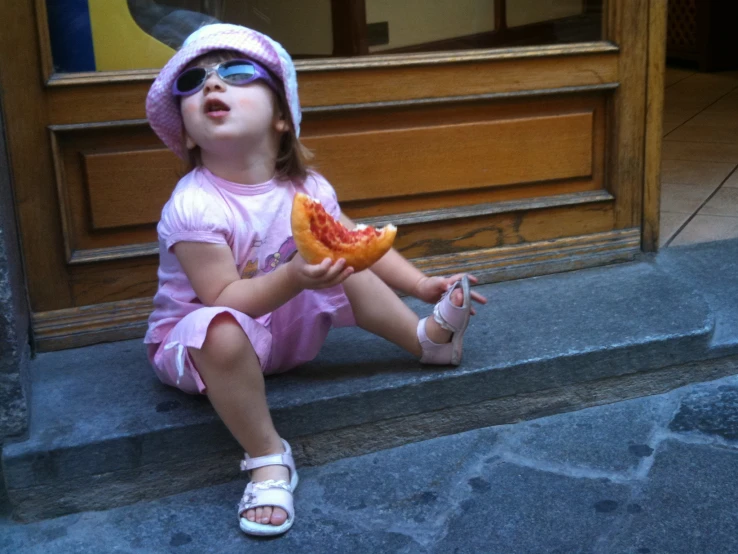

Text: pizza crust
xmin=291 ymin=193 xmax=397 ymax=272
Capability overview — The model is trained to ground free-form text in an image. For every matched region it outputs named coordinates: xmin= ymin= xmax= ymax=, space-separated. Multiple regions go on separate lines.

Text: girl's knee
xmin=199 ymin=312 xmax=256 ymax=364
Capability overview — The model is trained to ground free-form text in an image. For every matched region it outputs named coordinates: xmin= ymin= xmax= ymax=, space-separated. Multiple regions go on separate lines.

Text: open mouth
xmin=204 ymin=98 xmax=230 ymax=114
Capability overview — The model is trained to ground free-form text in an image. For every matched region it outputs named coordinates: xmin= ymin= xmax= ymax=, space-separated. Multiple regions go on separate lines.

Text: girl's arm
xmin=174 ymin=241 xmax=352 ymax=318
xmin=339 ymin=213 xmax=487 ymax=306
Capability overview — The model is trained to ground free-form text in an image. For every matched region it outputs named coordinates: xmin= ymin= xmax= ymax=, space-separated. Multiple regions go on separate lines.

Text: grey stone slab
xmin=0 ymin=427 xmax=500 ymax=554
xmin=656 ymin=238 xmax=738 ymax=353
xmin=606 ymin=440 xmax=738 ymax=554
xmin=303 ymin=426 xmax=498 ymax=538
xmin=6 ymin=373 xmax=738 ymax=552
xmin=3 ymin=259 xmax=717 ymax=520
xmin=0 ymin=478 xmax=421 ymax=554
xmin=495 ymin=393 xmax=675 ymax=475
xmin=670 ymin=380 xmax=738 ymax=443
xmin=433 ymin=460 xmax=633 ymax=554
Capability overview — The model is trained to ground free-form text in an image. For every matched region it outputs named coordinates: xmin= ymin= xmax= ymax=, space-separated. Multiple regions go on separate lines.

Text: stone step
xmin=4 ymin=373 xmax=738 ymax=552
xmin=4 ymin=243 xmax=738 ymax=522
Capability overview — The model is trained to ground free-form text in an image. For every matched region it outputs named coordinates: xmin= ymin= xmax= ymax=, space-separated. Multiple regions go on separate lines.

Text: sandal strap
xmin=238 ymin=480 xmax=294 ymax=517
xmin=432 ymin=277 xmax=470 ymax=333
xmin=240 ymin=439 xmax=296 ymax=475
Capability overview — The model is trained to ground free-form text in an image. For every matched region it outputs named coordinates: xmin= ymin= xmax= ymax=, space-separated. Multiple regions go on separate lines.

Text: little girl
xmin=144 ymin=23 xmax=487 ymax=537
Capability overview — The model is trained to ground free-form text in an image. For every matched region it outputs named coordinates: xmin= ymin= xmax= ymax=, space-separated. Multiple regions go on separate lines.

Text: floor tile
xmin=667 ymin=112 xmax=738 ymax=144
xmin=699 ymin=187 xmax=738 ymax=217
xmin=664 ymin=67 xmax=695 ymax=88
xmin=664 ymin=74 xmax=737 ymax=113
xmin=664 ymin=92 xmax=717 ymax=115
xmin=723 ymin=170 xmax=738 ymax=188
xmin=660 ymin=183 xmax=716 ymax=214
xmin=704 ymin=88 xmax=738 ymax=114
xmin=660 ymin=68 xmax=738 ymax=249
xmin=660 ymin=159 xmax=736 ymax=187
xmin=670 ymin=215 xmax=738 ymax=246
xmin=661 ymin=141 xmax=738 ymax=163
xmin=659 ymin=212 xmax=690 ymax=246
xmin=662 ymin=110 xmax=695 ymax=136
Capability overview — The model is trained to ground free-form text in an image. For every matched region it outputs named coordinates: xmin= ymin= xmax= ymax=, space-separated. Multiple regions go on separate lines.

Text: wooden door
xmin=0 ymin=0 xmax=665 ymax=351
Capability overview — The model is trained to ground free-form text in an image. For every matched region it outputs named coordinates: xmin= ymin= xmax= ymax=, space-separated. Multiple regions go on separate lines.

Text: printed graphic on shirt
xmin=241 ymin=259 xmax=259 ymax=279
xmin=262 ymin=236 xmax=296 ymax=273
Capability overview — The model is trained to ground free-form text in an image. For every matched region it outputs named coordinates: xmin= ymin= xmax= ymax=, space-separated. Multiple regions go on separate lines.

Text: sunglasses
xmin=172 ymin=59 xmax=278 ymax=96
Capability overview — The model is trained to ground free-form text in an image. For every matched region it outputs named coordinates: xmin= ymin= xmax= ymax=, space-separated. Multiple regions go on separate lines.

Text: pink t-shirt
xmin=144 ymin=167 xmax=341 ymax=345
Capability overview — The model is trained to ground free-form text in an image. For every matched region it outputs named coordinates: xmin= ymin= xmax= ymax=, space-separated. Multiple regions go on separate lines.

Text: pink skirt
xmin=147 ymin=285 xmax=355 ymax=394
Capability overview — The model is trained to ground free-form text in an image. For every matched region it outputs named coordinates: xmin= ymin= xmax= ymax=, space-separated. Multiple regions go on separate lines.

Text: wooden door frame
xmin=642 ymin=0 xmax=667 ymax=252
xmin=0 ymin=0 xmax=667 ymax=350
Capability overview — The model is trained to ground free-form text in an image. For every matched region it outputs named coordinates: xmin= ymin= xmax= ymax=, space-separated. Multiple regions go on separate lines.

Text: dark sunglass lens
xmin=219 ymin=60 xmax=256 ymax=84
xmin=176 ymin=68 xmax=207 ymax=93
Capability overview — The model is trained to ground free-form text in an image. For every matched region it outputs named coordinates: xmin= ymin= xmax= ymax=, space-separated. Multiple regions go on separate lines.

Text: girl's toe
xmin=451 ymin=288 xmax=464 ymax=307
xmin=245 ymin=508 xmax=256 ymax=522
xmin=271 ymin=507 xmax=288 ymax=526
xmin=261 ymin=506 xmax=273 ymax=524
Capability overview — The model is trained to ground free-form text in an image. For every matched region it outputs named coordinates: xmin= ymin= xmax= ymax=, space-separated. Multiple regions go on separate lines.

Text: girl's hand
xmin=287 ymin=254 xmax=354 ymax=290
xmin=413 ymin=273 xmax=488 ymax=311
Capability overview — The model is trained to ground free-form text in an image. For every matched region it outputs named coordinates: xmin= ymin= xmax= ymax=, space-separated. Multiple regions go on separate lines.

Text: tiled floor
xmin=660 ymin=67 xmax=738 ymax=247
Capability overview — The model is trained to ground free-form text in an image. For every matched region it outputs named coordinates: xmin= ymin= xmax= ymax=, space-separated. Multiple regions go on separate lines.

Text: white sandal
xmin=237 ymin=439 xmax=299 ymax=536
xmin=417 ymin=276 xmax=472 ymax=366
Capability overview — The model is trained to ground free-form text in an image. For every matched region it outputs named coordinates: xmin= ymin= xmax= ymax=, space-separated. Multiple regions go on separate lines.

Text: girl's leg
xmin=188 ymin=312 xmax=288 ymax=527
xmin=342 ymin=270 xmax=461 ymax=355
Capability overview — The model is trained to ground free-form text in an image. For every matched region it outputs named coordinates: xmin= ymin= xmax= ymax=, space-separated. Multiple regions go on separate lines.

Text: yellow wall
xmin=88 ymin=0 xmax=175 ymax=71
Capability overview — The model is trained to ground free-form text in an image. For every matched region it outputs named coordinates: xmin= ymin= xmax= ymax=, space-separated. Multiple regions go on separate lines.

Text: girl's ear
xmin=274 ymin=115 xmax=289 ymax=133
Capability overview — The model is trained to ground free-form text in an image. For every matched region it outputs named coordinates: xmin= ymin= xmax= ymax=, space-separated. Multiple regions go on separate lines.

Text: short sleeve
xmin=303 ymin=172 xmax=341 ymax=219
xmin=158 ymin=185 xmax=231 ymax=251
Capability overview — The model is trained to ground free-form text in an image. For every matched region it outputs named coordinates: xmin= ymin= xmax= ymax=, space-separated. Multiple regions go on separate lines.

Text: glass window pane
xmin=46 ymin=0 xmax=603 ymax=74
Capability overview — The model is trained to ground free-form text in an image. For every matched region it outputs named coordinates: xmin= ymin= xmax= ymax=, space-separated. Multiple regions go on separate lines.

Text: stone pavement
xmin=2 ymin=371 xmax=737 ymax=553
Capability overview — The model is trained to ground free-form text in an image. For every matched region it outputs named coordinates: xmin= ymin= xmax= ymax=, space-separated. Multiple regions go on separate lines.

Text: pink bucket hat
xmin=146 ymin=24 xmax=301 ymax=160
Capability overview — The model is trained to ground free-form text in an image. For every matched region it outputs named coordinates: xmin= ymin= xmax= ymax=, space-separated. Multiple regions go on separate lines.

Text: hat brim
xmin=146 ymin=25 xmax=296 ymax=160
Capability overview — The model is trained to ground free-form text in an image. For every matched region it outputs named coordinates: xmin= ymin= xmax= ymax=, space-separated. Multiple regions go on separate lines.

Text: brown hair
xmin=181 ymin=50 xmax=312 ymax=181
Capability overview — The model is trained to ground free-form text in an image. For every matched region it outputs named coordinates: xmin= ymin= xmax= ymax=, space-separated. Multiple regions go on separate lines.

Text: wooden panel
xmin=50 ymin=123 xmax=181 ymax=261
xmin=343 ymin=179 xmax=604 ymax=220
xmin=84 ymin=149 xmax=177 ymax=229
xmin=310 ymin=92 xmax=608 ymax=216
xmin=46 ymin=48 xmax=618 ymax=125
xmin=62 ymin=196 xmax=613 ymax=307
xmin=394 ymin=201 xmax=615 ymax=259
xmin=69 ymin=258 xmax=158 ymax=306
xmin=412 ymin=228 xmax=639 ymax=279
xmin=50 ymin=91 xmax=607 ymax=264
xmin=295 ymin=52 xmax=618 ymax=108
xmin=304 ymin=112 xmax=593 ymax=202
xmin=33 ymin=297 xmax=152 ymax=353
